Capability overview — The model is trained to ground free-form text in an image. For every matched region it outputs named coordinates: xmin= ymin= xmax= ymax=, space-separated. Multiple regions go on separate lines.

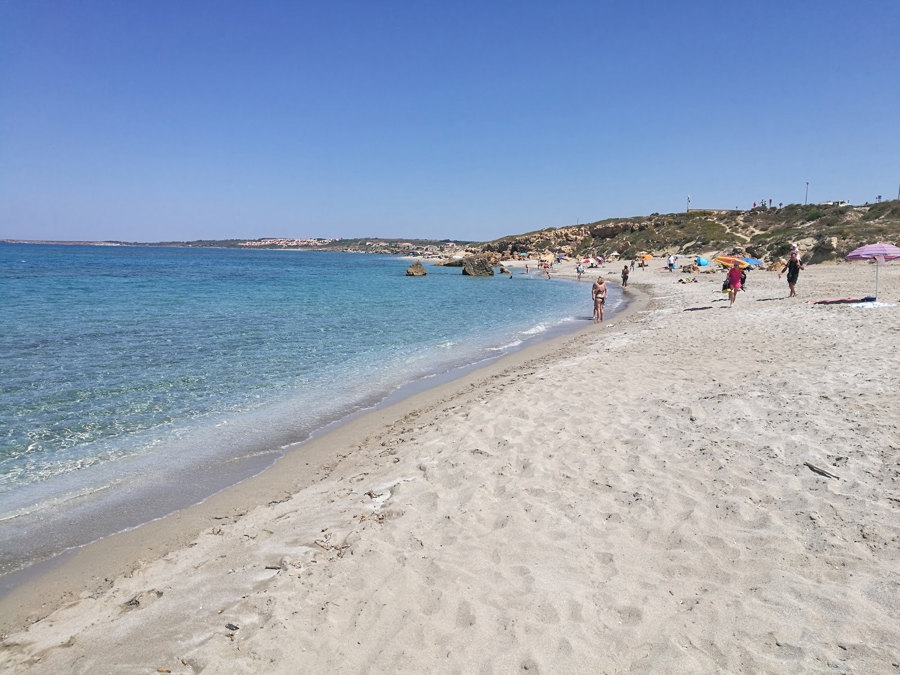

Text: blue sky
xmin=2 ymin=1 xmax=899 ymax=243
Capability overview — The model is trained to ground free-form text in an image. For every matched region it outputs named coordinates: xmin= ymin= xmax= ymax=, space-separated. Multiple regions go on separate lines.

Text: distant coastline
xmin=5 ymin=198 xmax=899 ymax=263
xmin=1 ymin=238 xmax=472 ymax=257
xmin=2 ymin=239 xmax=125 ymax=246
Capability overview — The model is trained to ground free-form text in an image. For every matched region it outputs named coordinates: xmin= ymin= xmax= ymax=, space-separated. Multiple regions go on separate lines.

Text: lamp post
xmin=805 ymin=181 xmax=809 ymax=205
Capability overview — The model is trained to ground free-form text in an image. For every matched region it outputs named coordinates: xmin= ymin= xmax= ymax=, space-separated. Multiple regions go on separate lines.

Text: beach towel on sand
xmin=808 ymin=296 xmax=876 ymax=305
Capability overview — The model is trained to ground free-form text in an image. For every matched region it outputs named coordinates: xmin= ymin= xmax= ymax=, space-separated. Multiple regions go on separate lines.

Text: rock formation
xmin=405 ymin=261 xmax=427 ymax=276
xmin=461 ymin=257 xmax=494 ymax=276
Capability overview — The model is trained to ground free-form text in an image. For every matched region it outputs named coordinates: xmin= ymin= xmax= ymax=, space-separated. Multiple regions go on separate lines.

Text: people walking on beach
xmin=592 ymin=275 xmax=607 ymax=322
xmin=727 ymin=261 xmax=743 ymax=306
xmin=621 ymin=265 xmax=629 ymax=287
xmin=779 ymin=251 xmax=804 ymax=297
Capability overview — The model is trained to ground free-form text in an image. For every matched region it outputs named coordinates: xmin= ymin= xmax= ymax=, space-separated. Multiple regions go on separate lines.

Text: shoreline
xmin=0 ymin=259 xmax=641 ymax=633
xmin=0 ymin=254 xmax=603 ymax=591
xmin=2 ymin=259 xmax=897 ymax=672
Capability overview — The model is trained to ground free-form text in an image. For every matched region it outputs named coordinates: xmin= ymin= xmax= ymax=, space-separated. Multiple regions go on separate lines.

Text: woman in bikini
xmin=592 ymin=276 xmax=608 ymax=322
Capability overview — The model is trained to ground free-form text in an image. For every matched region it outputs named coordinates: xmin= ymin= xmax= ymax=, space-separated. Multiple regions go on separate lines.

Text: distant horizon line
xmin=0 ymin=237 xmax=476 ymax=247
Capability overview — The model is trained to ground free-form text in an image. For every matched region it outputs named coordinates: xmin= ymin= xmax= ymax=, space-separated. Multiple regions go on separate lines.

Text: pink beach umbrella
xmin=845 ymin=242 xmax=900 ymax=299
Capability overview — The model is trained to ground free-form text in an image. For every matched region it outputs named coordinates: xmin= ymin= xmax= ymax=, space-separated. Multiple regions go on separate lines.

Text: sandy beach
xmin=1 ymin=258 xmax=898 ymax=673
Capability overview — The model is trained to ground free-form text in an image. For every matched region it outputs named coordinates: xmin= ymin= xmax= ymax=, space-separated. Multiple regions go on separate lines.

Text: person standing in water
xmin=780 ymin=251 xmax=805 ymax=297
xmin=592 ymin=275 xmax=608 ymax=322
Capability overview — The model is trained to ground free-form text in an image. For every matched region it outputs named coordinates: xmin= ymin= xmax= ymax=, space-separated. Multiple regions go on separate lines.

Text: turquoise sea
xmin=0 ymin=243 xmax=622 ymax=582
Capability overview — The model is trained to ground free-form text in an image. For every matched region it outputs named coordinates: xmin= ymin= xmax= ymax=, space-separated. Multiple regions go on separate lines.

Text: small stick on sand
xmin=804 ymin=462 xmax=840 ymax=480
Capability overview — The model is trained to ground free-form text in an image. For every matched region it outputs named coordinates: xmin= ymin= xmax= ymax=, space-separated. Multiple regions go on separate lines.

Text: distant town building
xmin=239 ymin=237 xmax=342 ymax=248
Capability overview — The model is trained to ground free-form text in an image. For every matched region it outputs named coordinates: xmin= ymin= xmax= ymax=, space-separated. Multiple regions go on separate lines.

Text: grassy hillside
xmin=478 ymin=201 xmax=900 ymax=263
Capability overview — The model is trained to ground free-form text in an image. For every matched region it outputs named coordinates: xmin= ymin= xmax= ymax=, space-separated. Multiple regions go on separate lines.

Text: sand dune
xmin=1 ymin=259 xmax=898 ymax=673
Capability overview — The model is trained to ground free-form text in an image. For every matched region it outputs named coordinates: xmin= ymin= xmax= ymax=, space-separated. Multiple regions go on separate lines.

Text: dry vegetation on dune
xmin=479 ymin=200 xmax=900 ymax=263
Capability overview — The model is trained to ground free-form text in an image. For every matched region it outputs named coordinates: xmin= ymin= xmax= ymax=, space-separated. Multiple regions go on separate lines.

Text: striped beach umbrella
xmin=845 ymin=242 xmax=900 ymax=261
xmin=845 ymin=242 xmax=900 ymax=299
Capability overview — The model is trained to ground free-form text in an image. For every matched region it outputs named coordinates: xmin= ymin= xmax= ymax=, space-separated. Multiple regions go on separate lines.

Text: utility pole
xmin=686 ymin=195 xmax=691 ymax=213
xmin=805 ymin=181 xmax=809 ymax=205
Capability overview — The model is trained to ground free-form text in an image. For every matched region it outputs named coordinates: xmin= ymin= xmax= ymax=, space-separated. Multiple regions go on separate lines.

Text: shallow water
xmin=0 ymin=243 xmax=622 ymax=578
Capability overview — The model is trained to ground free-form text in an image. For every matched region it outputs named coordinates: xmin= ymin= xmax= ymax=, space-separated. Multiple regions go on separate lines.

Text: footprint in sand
xmin=568 ymin=598 xmax=584 ymax=622
xmin=455 ymin=599 xmax=477 ymax=627
xmin=615 ymin=605 xmax=644 ymax=625
xmin=121 ymin=589 xmax=163 ymax=612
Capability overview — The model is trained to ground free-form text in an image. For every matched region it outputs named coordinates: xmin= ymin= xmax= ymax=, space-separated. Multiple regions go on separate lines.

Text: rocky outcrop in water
xmin=405 ymin=261 xmax=427 ymax=276
xmin=461 ymin=257 xmax=494 ymax=276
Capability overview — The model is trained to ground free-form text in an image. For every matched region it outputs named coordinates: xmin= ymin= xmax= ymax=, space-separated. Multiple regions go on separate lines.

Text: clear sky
xmin=2 ymin=1 xmax=899 ymax=243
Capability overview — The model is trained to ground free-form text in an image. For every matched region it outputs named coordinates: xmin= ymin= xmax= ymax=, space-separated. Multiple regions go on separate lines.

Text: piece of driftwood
xmin=804 ymin=462 xmax=840 ymax=480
